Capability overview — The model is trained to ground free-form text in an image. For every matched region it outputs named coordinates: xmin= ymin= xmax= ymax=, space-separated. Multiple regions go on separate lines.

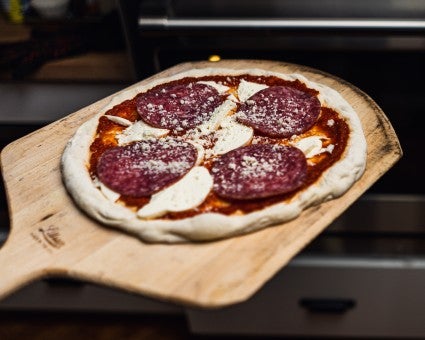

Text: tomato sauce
xmin=89 ymin=75 xmax=349 ymax=219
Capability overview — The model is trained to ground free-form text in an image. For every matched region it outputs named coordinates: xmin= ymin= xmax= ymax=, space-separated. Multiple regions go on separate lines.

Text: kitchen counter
xmin=19 ymin=51 xmax=134 ymax=82
xmin=0 ymin=16 xmax=134 ymax=82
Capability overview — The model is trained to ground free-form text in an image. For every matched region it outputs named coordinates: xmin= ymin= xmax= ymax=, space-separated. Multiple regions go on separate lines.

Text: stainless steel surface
xmin=328 ymin=194 xmax=425 ymax=234
xmin=187 ymin=256 xmax=425 ymax=337
xmin=141 ymin=0 xmax=425 ymax=19
xmin=138 ymin=17 xmax=425 ymax=32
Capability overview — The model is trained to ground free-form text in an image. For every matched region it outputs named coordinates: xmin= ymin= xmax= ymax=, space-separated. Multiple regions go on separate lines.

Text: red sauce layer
xmin=89 ymin=75 xmax=349 ymax=219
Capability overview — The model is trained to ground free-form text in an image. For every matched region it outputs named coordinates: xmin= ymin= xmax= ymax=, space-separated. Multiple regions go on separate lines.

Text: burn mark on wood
xmin=38 ymin=226 xmax=65 ymax=249
xmin=40 ymin=213 xmax=54 ymax=222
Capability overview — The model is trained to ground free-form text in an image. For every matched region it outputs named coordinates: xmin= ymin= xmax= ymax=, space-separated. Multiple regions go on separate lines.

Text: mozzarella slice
xmin=227 ymin=93 xmax=238 ymax=102
xmin=294 ymin=136 xmax=328 ymax=158
xmin=198 ymin=81 xmax=229 ymax=94
xmin=196 ymin=99 xmax=237 ymax=135
xmin=137 ymin=166 xmax=213 ymax=219
xmin=117 ymin=120 xmax=169 ymax=145
xmin=212 ymin=117 xmax=253 ymax=156
xmin=324 ymin=143 xmax=335 ymax=153
xmin=100 ymin=182 xmax=120 ymax=202
xmin=105 ymin=115 xmax=133 ymax=127
xmin=237 ymin=80 xmax=268 ymax=102
xmin=93 ymin=177 xmax=120 ymax=202
xmin=187 ymin=140 xmax=205 ymax=165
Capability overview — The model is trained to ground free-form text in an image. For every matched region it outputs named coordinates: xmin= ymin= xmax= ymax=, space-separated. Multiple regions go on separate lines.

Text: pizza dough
xmin=61 ymin=68 xmax=367 ymax=243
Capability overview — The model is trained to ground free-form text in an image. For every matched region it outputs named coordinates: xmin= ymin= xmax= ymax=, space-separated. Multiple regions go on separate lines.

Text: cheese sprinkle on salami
xmin=211 ymin=144 xmax=307 ymax=200
xmin=136 ymin=82 xmax=226 ymax=132
xmin=236 ymin=85 xmax=321 ymax=138
xmin=97 ymin=138 xmax=197 ymax=197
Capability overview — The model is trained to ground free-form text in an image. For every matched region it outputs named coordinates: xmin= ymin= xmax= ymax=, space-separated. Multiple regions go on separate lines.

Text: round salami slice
xmin=236 ymin=86 xmax=321 ymax=138
xmin=211 ymin=144 xmax=307 ymax=200
xmin=136 ymin=82 xmax=224 ymax=132
xmin=97 ymin=138 xmax=197 ymax=197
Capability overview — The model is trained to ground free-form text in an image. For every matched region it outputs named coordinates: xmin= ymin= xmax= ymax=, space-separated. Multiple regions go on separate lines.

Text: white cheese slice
xmin=100 ymin=182 xmax=121 ymax=202
xmin=196 ymin=99 xmax=237 ymax=135
xmin=117 ymin=120 xmax=169 ymax=145
xmin=227 ymin=93 xmax=238 ymax=102
xmin=93 ymin=177 xmax=120 ymax=202
xmin=325 ymin=143 xmax=335 ymax=153
xmin=137 ymin=166 xmax=213 ymax=219
xmin=237 ymin=79 xmax=268 ymax=102
xmin=294 ymin=135 xmax=329 ymax=158
xmin=187 ymin=140 xmax=205 ymax=165
xmin=198 ymin=81 xmax=229 ymax=94
xmin=212 ymin=117 xmax=253 ymax=156
xmin=105 ymin=115 xmax=133 ymax=127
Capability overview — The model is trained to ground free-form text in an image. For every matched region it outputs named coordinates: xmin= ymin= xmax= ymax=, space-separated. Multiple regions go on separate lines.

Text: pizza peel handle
xmin=0 ymin=229 xmax=49 ymax=300
xmin=0 ymin=137 xmax=63 ymax=300
xmin=0 ymin=60 xmax=402 ymax=308
xmin=0 ymin=106 xmax=123 ymax=300
xmin=0 ymin=106 xmax=110 ymax=300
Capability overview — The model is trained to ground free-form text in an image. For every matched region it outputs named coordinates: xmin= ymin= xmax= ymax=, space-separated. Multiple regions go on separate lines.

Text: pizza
xmin=61 ymin=67 xmax=367 ymax=243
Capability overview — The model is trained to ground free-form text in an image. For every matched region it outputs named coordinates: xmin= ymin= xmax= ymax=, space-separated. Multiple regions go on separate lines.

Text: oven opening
xmin=119 ymin=0 xmax=425 ymax=256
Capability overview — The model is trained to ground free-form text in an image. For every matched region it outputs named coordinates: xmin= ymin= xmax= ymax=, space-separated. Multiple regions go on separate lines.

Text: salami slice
xmin=211 ymin=144 xmax=307 ymax=200
xmin=97 ymin=139 xmax=197 ymax=197
xmin=136 ymin=82 xmax=225 ymax=132
xmin=236 ymin=86 xmax=321 ymax=138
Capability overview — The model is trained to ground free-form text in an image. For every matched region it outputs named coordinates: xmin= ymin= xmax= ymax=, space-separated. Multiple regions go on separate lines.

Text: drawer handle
xmin=299 ymin=298 xmax=356 ymax=314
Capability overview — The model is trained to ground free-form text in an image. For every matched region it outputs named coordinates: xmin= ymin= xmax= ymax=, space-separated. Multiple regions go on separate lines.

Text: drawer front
xmin=187 ymin=257 xmax=425 ymax=337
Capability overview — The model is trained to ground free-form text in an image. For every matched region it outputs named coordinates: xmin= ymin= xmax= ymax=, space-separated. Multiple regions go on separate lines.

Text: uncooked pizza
xmin=61 ymin=67 xmax=367 ymax=243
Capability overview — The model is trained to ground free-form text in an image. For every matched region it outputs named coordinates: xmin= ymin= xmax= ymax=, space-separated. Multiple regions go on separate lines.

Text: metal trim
xmin=138 ymin=17 xmax=425 ymax=32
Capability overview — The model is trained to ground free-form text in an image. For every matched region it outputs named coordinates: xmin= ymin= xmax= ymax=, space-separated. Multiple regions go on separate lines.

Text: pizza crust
xmin=61 ymin=68 xmax=366 ymax=243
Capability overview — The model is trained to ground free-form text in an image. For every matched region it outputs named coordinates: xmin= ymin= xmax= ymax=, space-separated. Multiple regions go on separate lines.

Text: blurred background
xmin=0 ymin=0 xmax=424 ymax=338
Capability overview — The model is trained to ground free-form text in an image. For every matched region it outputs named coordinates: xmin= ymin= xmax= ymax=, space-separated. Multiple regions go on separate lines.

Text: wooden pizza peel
xmin=0 ymin=60 xmax=402 ymax=308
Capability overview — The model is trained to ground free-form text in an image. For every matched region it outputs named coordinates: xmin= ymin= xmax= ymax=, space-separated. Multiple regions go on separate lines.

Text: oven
xmin=1 ymin=0 xmax=425 ymax=337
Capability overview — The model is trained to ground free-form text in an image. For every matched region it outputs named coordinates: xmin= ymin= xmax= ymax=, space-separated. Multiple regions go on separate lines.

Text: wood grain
xmin=0 ymin=60 xmax=402 ymax=308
